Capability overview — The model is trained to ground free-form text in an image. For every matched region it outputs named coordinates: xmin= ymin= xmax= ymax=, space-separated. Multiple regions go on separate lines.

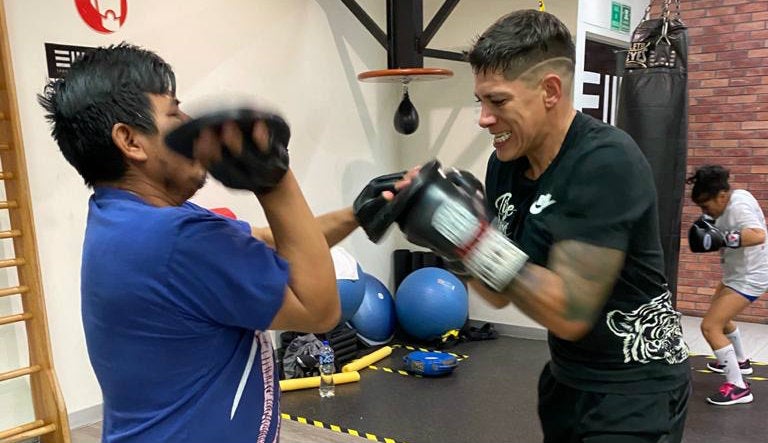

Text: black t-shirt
xmin=485 ymin=112 xmax=689 ymax=393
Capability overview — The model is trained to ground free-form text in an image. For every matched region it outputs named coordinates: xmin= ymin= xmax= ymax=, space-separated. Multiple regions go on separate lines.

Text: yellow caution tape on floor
xmin=281 ymin=413 xmax=409 ymax=443
xmin=368 ymin=364 xmax=419 ymax=378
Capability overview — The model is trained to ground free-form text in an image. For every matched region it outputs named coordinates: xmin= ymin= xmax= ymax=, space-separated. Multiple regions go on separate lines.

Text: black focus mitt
xmin=353 ymin=170 xmax=406 ymax=242
xmin=165 ymin=107 xmax=290 ymax=195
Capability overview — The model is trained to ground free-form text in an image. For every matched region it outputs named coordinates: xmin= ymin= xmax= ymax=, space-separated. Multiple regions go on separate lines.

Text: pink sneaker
xmin=706 ymin=359 xmax=753 ymax=375
xmin=706 ymin=382 xmax=753 ymax=406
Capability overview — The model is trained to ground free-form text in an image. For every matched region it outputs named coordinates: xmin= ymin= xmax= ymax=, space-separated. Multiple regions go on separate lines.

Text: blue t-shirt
xmin=82 ymin=187 xmax=289 ymax=443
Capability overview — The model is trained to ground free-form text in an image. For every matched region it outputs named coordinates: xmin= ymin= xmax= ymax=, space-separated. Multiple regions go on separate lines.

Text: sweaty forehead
xmin=474 ymin=70 xmax=530 ymax=96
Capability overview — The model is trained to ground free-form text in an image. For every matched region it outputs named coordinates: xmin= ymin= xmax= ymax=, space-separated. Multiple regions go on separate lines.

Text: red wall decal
xmin=75 ymin=0 xmax=127 ymax=34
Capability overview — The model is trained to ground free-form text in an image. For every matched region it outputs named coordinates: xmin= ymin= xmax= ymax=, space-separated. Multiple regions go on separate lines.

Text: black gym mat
xmin=279 ymin=337 xmax=548 ymax=443
xmin=279 ymin=337 xmax=768 ymax=443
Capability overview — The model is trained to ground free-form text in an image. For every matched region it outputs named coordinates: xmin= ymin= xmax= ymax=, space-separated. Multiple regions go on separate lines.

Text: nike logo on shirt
xmin=530 ymin=194 xmax=556 ymax=214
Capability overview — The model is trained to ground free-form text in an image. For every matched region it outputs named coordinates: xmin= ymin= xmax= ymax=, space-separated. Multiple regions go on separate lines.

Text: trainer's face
xmin=145 ymin=94 xmax=207 ymax=201
xmin=474 ymin=70 xmax=545 ymax=162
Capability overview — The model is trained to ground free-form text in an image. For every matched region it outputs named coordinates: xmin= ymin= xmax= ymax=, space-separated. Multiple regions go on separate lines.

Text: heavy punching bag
xmin=617 ymin=0 xmax=688 ymax=301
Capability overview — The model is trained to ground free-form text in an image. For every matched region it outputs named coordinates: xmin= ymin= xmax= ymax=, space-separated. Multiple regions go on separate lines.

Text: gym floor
xmin=70 ymin=316 xmax=768 ymax=443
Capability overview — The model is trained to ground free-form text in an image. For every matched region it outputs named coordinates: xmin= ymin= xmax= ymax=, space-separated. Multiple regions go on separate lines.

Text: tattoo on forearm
xmin=550 ymin=240 xmax=624 ymax=322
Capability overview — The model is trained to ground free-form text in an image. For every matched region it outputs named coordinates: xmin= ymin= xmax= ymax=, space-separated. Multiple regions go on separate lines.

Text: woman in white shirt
xmin=687 ymin=164 xmax=768 ymax=406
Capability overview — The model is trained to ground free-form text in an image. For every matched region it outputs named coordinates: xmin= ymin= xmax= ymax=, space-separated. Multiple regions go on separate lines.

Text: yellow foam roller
xmin=341 ymin=346 xmax=393 ymax=373
xmin=279 ymin=371 xmax=360 ymax=392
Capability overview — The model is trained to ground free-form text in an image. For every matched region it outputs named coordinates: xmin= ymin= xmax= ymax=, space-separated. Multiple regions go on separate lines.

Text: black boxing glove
xmin=445 ymin=168 xmax=484 ymax=196
xmin=353 ymin=170 xmax=406 ymax=242
xmin=392 ymin=160 xmax=528 ymax=291
xmin=165 ymin=107 xmax=290 ymax=194
xmin=440 ymin=168 xmax=490 ymax=276
xmin=689 ymin=215 xmax=740 ymax=253
xmin=353 ymin=168 xmax=486 ymax=245
xmin=688 ymin=221 xmax=720 ymax=253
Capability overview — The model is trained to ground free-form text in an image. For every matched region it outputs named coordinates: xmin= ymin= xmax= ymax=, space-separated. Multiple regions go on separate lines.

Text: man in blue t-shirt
xmin=39 ymin=43 xmax=354 ymax=443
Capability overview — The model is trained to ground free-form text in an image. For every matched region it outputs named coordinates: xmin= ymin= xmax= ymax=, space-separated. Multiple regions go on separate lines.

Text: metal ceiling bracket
xmin=339 ymin=0 xmax=465 ymax=66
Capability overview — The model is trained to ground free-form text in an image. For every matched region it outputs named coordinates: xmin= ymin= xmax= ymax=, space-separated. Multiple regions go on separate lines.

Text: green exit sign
xmin=611 ymin=2 xmax=631 ymax=33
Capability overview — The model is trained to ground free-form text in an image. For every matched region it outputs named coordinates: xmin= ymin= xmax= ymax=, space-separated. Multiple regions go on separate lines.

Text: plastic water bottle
xmin=318 ymin=340 xmax=335 ymax=398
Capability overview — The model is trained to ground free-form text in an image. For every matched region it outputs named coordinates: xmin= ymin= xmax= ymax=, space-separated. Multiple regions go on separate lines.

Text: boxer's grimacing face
xmin=474 ymin=70 xmax=547 ymax=163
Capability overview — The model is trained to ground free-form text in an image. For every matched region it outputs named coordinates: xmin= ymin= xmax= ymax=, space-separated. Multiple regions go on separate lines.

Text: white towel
xmin=330 ymin=246 xmax=360 ymax=280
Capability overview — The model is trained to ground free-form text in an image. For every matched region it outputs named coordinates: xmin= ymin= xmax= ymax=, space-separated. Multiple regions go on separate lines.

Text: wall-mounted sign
xmin=610 ymin=2 xmax=631 ymax=33
xmin=75 ymin=0 xmax=127 ymax=33
xmin=45 ymin=43 xmax=97 ymax=79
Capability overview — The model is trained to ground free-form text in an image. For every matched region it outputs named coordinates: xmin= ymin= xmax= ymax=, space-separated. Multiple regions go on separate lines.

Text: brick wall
xmin=676 ymin=0 xmax=768 ymax=323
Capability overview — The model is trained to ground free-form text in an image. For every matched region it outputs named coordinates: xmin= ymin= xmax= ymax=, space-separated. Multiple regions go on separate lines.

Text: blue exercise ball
xmin=349 ymin=273 xmax=396 ymax=346
xmin=337 ymin=264 xmax=366 ymax=323
xmin=395 ymin=267 xmax=468 ymax=341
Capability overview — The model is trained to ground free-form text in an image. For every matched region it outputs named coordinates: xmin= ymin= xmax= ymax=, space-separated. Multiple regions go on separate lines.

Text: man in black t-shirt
xmin=358 ymin=9 xmax=692 ymax=442
xmin=465 ymin=10 xmax=691 ymax=443
xmin=469 ymin=10 xmax=690 ymax=443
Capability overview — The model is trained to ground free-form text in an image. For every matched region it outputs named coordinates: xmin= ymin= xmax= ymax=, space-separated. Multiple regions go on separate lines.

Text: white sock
xmin=714 ymin=344 xmax=746 ymax=388
xmin=726 ymin=328 xmax=747 ymax=362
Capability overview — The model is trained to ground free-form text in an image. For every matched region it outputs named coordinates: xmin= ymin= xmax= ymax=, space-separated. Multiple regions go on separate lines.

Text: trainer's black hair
xmin=38 ymin=42 xmax=176 ymax=187
xmin=686 ymin=165 xmax=730 ymax=203
xmin=467 ymin=9 xmax=575 ymax=80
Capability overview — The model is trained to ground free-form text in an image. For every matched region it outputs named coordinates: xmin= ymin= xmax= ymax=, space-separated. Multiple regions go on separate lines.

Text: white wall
xmin=1 ymin=0 xmax=400 ymax=424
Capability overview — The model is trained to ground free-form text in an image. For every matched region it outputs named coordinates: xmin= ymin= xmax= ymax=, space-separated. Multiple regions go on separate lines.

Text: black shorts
xmin=538 ymin=363 xmax=691 ymax=443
